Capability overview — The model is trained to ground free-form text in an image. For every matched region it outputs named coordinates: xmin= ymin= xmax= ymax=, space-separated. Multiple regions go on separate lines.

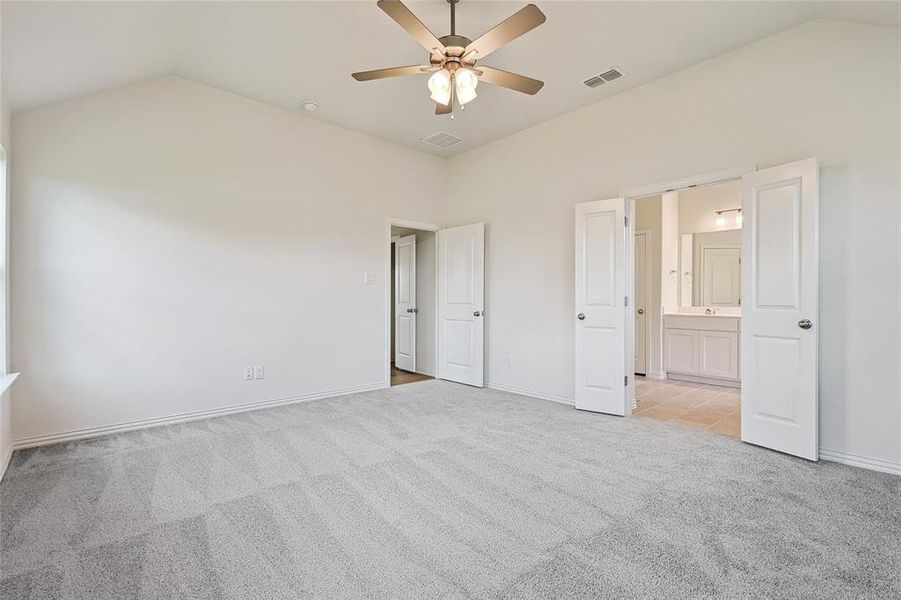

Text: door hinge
xmin=624 ymin=216 xmax=629 ymax=228
xmin=624 ymin=375 xmax=629 ymax=386
xmin=624 ymin=296 xmax=629 ymax=306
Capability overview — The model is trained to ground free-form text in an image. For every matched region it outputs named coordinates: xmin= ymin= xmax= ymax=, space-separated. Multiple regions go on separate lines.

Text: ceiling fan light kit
xmin=352 ymin=0 xmax=545 ymax=116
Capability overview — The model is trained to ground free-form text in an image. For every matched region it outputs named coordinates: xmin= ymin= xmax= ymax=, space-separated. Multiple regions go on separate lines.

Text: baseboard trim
xmin=0 ymin=446 xmax=12 ymax=482
xmin=415 ymin=367 xmax=436 ymax=377
xmin=645 ymin=371 xmax=667 ymax=380
xmin=820 ymin=449 xmax=900 ymax=477
xmin=11 ymin=382 xmax=386 ymax=450
xmin=666 ymin=372 xmax=741 ymax=388
xmin=487 ymin=382 xmax=574 ymax=406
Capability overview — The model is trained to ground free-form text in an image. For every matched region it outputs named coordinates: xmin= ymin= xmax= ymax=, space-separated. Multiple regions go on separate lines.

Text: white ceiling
xmin=4 ymin=1 xmax=898 ymax=156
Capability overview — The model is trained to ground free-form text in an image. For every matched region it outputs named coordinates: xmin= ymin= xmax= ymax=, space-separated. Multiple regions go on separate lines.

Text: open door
xmin=394 ymin=234 xmax=416 ymax=372
xmin=575 ymin=198 xmax=628 ymax=415
xmin=634 ymin=231 xmax=648 ymax=376
xmin=437 ymin=223 xmax=484 ymax=387
xmin=741 ymin=158 xmax=818 ymax=460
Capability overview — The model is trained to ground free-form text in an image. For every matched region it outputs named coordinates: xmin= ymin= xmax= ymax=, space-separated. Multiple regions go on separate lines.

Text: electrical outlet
xmin=243 ymin=367 xmax=254 ymax=381
xmin=253 ymin=365 xmax=265 ymax=380
xmin=506 ymin=355 xmax=513 ymax=367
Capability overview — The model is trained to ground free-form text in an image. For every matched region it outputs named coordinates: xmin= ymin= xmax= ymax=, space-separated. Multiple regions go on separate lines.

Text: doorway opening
xmin=576 ymin=159 xmax=818 ymax=460
xmin=385 ymin=219 xmax=486 ymax=389
xmin=629 ymin=179 xmax=744 ymax=438
xmin=388 ymin=221 xmax=438 ymax=387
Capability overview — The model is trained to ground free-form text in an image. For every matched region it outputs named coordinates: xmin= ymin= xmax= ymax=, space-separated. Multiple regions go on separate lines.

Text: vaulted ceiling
xmin=4 ymin=1 xmax=898 ymax=156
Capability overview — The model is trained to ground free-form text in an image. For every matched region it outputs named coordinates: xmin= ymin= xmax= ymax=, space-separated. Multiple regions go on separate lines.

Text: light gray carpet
xmin=1 ymin=380 xmax=899 ymax=599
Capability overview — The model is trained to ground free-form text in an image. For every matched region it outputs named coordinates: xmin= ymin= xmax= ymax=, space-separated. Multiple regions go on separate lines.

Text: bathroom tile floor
xmin=633 ymin=376 xmax=741 ymax=438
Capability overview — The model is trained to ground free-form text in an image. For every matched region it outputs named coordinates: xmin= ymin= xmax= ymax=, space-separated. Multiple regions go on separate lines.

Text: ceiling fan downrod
xmin=449 ymin=0 xmax=459 ymax=36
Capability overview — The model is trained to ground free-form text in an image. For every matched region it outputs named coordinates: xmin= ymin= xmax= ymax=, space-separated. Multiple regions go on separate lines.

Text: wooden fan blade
xmin=352 ymin=65 xmax=432 ymax=81
xmin=464 ymin=4 xmax=545 ymax=60
xmin=377 ymin=0 xmax=446 ymax=54
xmin=476 ymin=66 xmax=544 ymax=95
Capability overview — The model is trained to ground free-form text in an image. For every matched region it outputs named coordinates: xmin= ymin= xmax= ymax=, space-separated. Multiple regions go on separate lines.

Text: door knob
xmin=473 ymin=310 xmax=482 ymax=317
xmin=577 ymin=313 xmax=586 ymax=321
xmin=637 ymin=308 xmax=645 ymax=315
xmin=413 ymin=308 xmax=419 ymax=314
xmin=406 ymin=308 xmax=413 ymax=313
xmin=798 ymin=319 xmax=812 ymax=330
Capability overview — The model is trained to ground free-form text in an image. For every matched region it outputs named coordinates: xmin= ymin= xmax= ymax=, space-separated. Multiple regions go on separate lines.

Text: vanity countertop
xmin=663 ymin=312 xmax=741 ymax=318
xmin=663 ymin=312 xmax=741 ymax=332
xmin=663 ymin=309 xmax=741 ymax=318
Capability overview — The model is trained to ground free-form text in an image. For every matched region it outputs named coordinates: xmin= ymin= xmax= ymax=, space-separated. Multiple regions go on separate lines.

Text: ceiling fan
xmin=352 ymin=0 xmax=546 ymax=115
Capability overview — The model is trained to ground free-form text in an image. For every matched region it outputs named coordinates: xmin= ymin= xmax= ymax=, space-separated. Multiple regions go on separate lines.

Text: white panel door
xmin=741 ymin=158 xmax=818 ymax=460
xmin=575 ymin=198 xmax=627 ymax=415
xmin=634 ymin=232 xmax=648 ymax=375
xmin=394 ymin=234 xmax=416 ymax=372
xmin=437 ymin=223 xmax=484 ymax=387
xmin=701 ymin=247 xmax=741 ymax=306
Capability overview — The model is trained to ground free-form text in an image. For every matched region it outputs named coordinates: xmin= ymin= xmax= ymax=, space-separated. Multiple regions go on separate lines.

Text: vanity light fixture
xmin=715 ymin=208 xmax=742 ymax=227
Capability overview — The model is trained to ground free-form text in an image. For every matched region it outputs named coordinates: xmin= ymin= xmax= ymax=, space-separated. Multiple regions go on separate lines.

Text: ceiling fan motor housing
xmin=431 ymin=35 xmax=476 ymax=71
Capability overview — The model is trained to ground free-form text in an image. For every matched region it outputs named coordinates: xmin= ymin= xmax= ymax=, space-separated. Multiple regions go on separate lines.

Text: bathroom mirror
xmin=679 ymin=229 xmax=741 ymax=307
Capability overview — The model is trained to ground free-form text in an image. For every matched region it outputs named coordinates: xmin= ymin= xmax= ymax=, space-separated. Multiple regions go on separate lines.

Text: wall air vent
xmin=582 ymin=66 xmax=626 ymax=88
xmin=419 ymin=131 xmax=464 ymax=149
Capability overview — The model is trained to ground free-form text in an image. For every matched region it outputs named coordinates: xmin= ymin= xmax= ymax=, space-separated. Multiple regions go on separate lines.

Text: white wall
xmin=0 ymin=2 xmax=13 ymax=478
xmin=0 ymin=0 xmax=8 ymax=152
xmin=678 ymin=180 xmax=743 ymax=234
xmin=10 ymin=76 xmax=445 ymax=443
xmin=445 ymin=20 xmax=900 ymax=468
xmin=660 ymin=192 xmax=679 ymax=310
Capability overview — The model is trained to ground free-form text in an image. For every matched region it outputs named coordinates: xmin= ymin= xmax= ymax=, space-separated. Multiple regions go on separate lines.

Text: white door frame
xmin=385 ymin=218 xmax=441 ymax=387
xmin=620 ymin=165 xmax=756 ymax=410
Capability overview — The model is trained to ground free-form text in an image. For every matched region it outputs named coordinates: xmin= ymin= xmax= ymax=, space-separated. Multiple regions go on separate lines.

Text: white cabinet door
xmin=699 ymin=331 xmax=739 ymax=379
xmin=574 ymin=198 xmax=627 ymax=415
xmin=741 ymin=158 xmax=819 ymax=460
xmin=664 ymin=329 xmax=699 ymax=375
xmin=437 ymin=223 xmax=485 ymax=387
xmin=394 ymin=234 xmax=416 ymax=372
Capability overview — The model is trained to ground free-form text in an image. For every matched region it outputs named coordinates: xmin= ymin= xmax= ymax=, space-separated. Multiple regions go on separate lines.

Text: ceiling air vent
xmin=582 ymin=75 xmax=605 ymax=88
xmin=420 ymin=131 xmax=463 ymax=149
xmin=582 ymin=66 xmax=626 ymax=88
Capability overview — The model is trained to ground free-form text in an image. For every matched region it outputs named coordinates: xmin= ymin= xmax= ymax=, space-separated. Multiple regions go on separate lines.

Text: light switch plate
xmin=243 ymin=367 xmax=254 ymax=380
xmin=253 ymin=365 xmax=264 ymax=380
xmin=363 ymin=272 xmax=376 ymax=285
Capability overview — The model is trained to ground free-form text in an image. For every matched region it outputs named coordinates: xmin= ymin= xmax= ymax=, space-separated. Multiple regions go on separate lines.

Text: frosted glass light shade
xmin=455 ymin=69 xmax=479 ymax=105
xmin=428 ymin=70 xmax=452 ymax=105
